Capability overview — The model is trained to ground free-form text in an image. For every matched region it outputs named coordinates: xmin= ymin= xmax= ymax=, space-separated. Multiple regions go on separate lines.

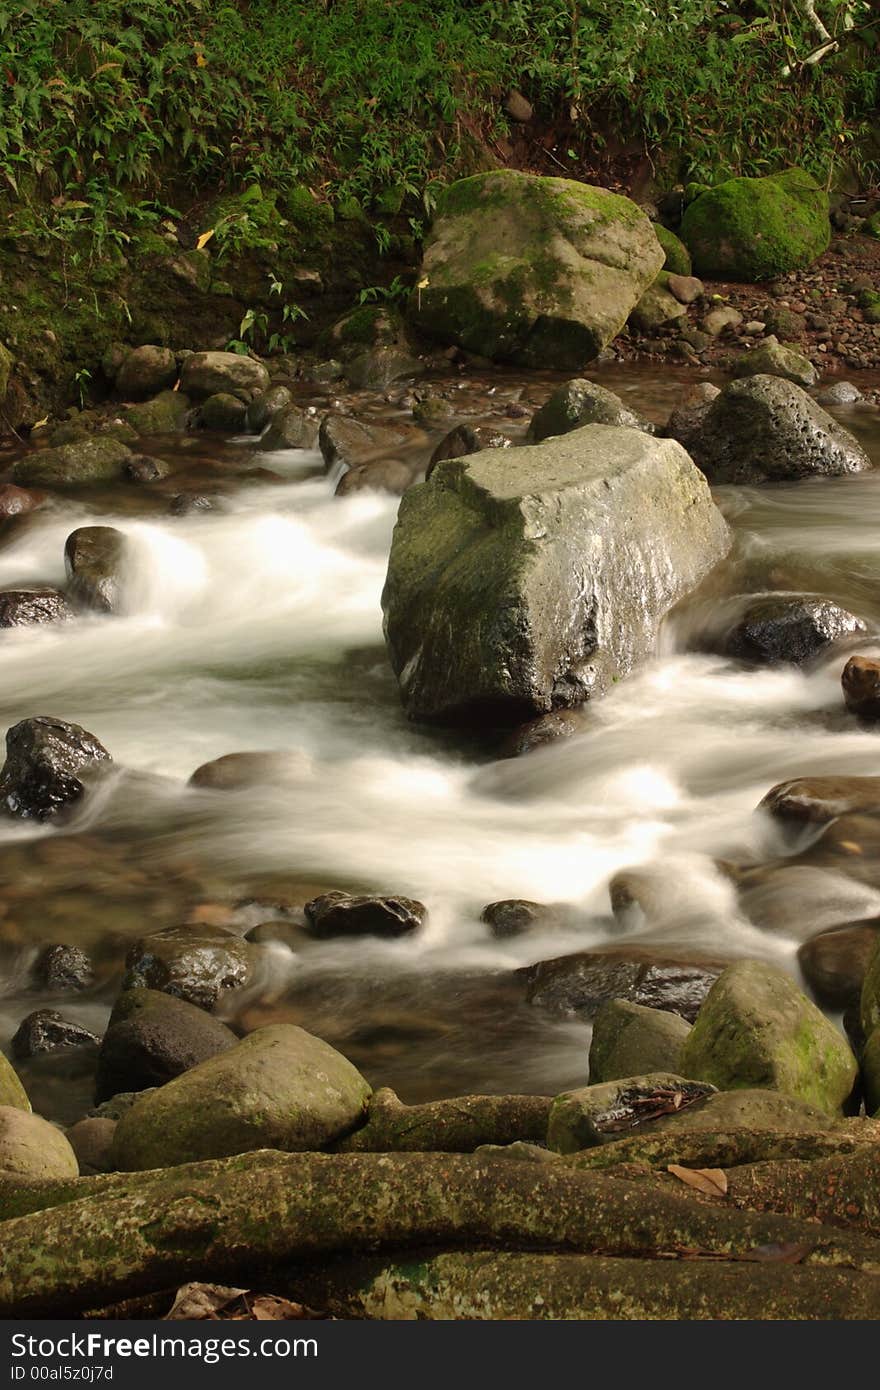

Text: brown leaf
xmin=165 ymin=1283 xmax=246 ymax=1320
xmin=248 ymin=1295 xmax=316 ymax=1320
xmin=667 ymin=1164 xmax=729 ymax=1197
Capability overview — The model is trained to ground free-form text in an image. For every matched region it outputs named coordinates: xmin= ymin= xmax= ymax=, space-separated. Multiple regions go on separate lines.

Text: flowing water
xmin=2 ymin=366 xmax=880 ymax=1121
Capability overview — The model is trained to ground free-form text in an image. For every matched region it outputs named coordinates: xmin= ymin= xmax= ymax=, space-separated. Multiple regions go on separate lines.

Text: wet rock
xmin=383 ymin=426 xmax=729 ymax=726
xmin=412 ymin=397 xmax=455 ymax=429
xmin=169 ymin=493 xmax=214 ymax=516
xmin=628 ymin=278 xmax=687 ymax=334
xmin=11 ymin=1010 xmax=100 ymax=1060
xmin=335 ymin=459 xmax=415 ymax=496
xmin=731 ymin=336 xmax=819 ymax=388
xmin=719 ymin=595 xmax=865 ymax=666
xmin=13 ymin=437 xmax=133 ymax=487
xmin=197 ymin=392 xmax=248 ymax=431
xmin=115 ymin=345 xmax=177 ymax=400
xmin=31 ymin=944 xmax=94 ymax=992
xmin=122 ymin=925 xmax=252 ymax=1010
xmin=411 ymin=170 xmax=664 ymax=368
xmin=64 ymin=526 xmax=128 ymax=614
xmin=260 ymin=404 xmax=320 ymax=451
xmin=0 ymin=716 xmax=111 ymax=821
xmin=480 ymin=900 xmax=557 ymax=939
xmin=798 ymin=922 xmax=880 ymax=1010
xmin=124 ymin=454 xmax=169 ymax=483
xmin=425 ymin=423 xmax=512 ymax=479
xmin=528 ymin=379 xmax=651 ymax=442
xmin=760 ymin=775 xmax=880 ymax=825
xmin=123 ymin=390 xmax=190 ymax=435
xmin=588 ymin=999 xmax=692 ymax=1084
xmin=110 ymin=1024 xmax=372 ymax=1169
xmin=179 ymin=351 xmax=269 ymax=401
xmin=246 ymin=385 xmax=292 ymax=433
xmin=842 ymin=655 xmax=880 ymax=720
xmin=0 ymin=1106 xmax=78 ymax=1179
xmin=649 ymin=1087 xmax=834 ymax=1134
xmin=521 ymin=945 xmax=726 ymax=1023
xmin=343 ymin=347 xmax=424 ymax=391
xmin=548 ymin=1074 xmax=716 ymax=1153
xmin=0 ymin=1053 xmax=30 ymax=1110
xmin=95 ymin=988 xmax=238 ymax=1102
xmin=245 ymin=920 xmax=306 ymax=949
xmin=502 ymin=708 xmax=588 ymax=757
xmin=684 ymin=375 xmax=870 ymax=484
xmin=0 ymin=589 xmax=73 ymax=628
xmin=65 ymin=1116 xmax=116 ymax=1173
xmin=188 ymin=750 xmax=308 ymax=790
xmin=318 ymin=413 xmax=409 ymax=473
xmin=0 ymin=485 xmax=46 ymax=518
xmin=304 ymin=891 xmax=427 ymax=940
xmin=817 ymin=381 xmax=863 ymax=406
xmin=680 ymin=960 xmax=857 ymax=1115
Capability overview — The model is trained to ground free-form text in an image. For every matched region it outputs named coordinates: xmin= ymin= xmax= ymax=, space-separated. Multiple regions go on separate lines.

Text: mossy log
xmin=567 ymin=1127 xmax=880 ymax=1174
xmin=725 ymin=1146 xmax=880 ymax=1234
xmin=3 ymin=1151 xmax=880 ymax=1316
xmin=291 ymin=1249 xmax=880 ymax=1320
xmin=334 ymin=1088 xmax=552 ymax=1152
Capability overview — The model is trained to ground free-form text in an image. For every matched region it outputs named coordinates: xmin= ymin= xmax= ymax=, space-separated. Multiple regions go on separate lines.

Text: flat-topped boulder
xmin=382 ymin=425 xmax=729 ymax=725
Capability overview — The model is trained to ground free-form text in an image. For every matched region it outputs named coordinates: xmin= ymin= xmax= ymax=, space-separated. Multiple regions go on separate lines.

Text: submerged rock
xmin=680 ymin=960 xmax=857 ymax=1115
xmin=760 ymin=775 xmax=880 ymax=825
xmin=683 ymin=375 xmax=869 ymax=484
xmin=382 ymin=425 xmax=729 ymax=726
xmin=521 ymin=945 xmax=726 ymax=1023
xmin=842 ymin=655 xmax=880 ymax=720
xmin=0 ymin=590 xmax=73 ymax=628
xmin=411 ymin=170 xmax=664 ymax=368
xmin=527 ymin=378 xmax=651 ymax=442
xmin=304 ymin=891 xmax=427 ymax=939
xmin=122 ymin=925 xmax=252 ymax=1010
xmin=110 ymin=1024 xmax=372 ymax=1169
xmin=679 ymin=169 xmax=830 ymax=281
xmin=798 ymin=922 xmax=880 ymax=1011
xmin=64 ymin=526 xmax=128 ymax=614
xmin=179 ymin=351 xmax=269 ymax=401
xmin=188 ymin=750 xmax=309 ymax=790
xmin=480 ymin=900 xmax=557 ymax=939
xmin=0 ymin=1106 xmax=78 ymax=1179
xmin=588 ymin=999 xmax=692 ymax=1084
xmin=718 ymin=595 xmax=865 ymax=666
xmin=0 ymin=716 xmax=112 ymax=821
xmin=11 ymin=1010 xmax=100 ymax=1060
xmin=95 ymin=988 xmax=238 ymax=1102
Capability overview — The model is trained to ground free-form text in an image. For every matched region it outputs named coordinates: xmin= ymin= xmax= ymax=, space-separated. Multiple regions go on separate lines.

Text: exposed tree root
xmin=334 ymin=1088 xmax=553 ymax=1152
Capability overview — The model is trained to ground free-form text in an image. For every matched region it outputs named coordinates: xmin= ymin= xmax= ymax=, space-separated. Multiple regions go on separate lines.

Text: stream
xmin=2 ymin=364 xmax=880 ymax=1123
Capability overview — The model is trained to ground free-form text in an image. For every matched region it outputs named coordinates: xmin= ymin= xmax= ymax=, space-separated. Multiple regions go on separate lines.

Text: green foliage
xmin=0 ymin=0 xmax=876 ymax=252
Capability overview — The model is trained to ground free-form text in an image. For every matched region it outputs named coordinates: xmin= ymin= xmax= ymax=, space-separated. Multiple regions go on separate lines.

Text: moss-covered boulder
xmin=528 ymin=379 xmax=651 ymax=442
xmin=859 ymin=933 xmax=880 ymax=1039
xmin=0 ymin=1054 xmax=30 ymax=1111
xmin=381 ymin=425 xmax=729 ymax=725
xmin=731 ymin=336 xmax=818 ymax=388
xmin=628 ymin=273 xmax=687 ymax=335
xmin=13 ymin=437 xmax=132 ymax=486
xmin=412 ymin=170 xmax=664 ymax=368
xmin=679 ymin=169 xmax=830 ymax=281
xmin=0 ymin=342 xmax=14 ymax=400
xmin=123 ymin=390 xmax=190 ymax=435
xmin=653 ymin=225 xmax=692 ymax=275
xmin=588 ymin=1000 xmax=691 ymax=1084
xmin=110 ymin=1024 xmax=371 ymax=1169
xmin=0 ymin=1107 xmax=78 ymax=1179
xmin=680 ymin=960 xmax=857 ymax=1115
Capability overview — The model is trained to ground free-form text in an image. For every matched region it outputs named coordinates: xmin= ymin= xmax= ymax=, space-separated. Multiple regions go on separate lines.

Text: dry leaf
xmin=31 ymin=415 xmax=49 ymax=429
xmin=838 ymin=840 xmax=862 ymax=854
xmin=246 ymin=1295 xmax=316 ymax=1320
xmin=667 ymin=1164 xmax=729 ymax=1197
xmin=196 ymin=228 xmax=215 ymax=251
xmin=165 ymin=1283 xmax=246 ymax=1320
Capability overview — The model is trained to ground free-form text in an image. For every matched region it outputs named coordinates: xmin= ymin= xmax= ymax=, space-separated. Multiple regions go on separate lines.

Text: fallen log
xmin=334 ymin=1088 xmax=552 ymax=1152
xmin=567 ymin=1127 xmax=880 ymax=1174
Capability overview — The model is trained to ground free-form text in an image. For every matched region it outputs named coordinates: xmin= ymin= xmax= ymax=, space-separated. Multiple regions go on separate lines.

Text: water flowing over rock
xmin=64 ymin=526 xmax=128 ymax=614
xmin=683 ymin=375 xmax=870 ymax=484
xmin=411 ymin=171 xmax=664 ymax=368
xmin=842 ymin=655 xmax=880 ymax=719
xmin=0 ymin=590 xmax=73 ymax=627
xmin=718 ymin=594 xmax=865 ymax=666
xmin=0 ymin=716 xmax=111 ymax=821
xmin=382 ymin=425 xmax=730 ymax=725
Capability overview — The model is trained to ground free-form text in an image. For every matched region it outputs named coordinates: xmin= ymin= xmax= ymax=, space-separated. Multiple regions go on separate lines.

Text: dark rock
xmin=759 ymin=775 xmax=880 ymax=825
xmin=521 ymin=945 xmax=726 ymax=1023
xmin=245 ymin=920 xmax=306 ymax=949
xmin=0 ymin=485 xmax=46 ymax=518
xmin=684 ymin=375 xmax=870 ymax=485
xmin=95 ymin=987 xmax=238 ymax=1102
xmin=115 ymin=345 xmax=177 ymax=400
xmin=528 ymin=378 xmax=652 ymax=443
xmin=246 ymin=385 xmax=293 ymax=434
xmin=198 ymin=393 xmax=248 ymax=432
xmin=0 ymin=590 xmax=73 ymax=628
xmin=843 ymin=655 xmax=880 ymax=719
xmin=335 ymin=459 xmax=416 ymax=495
xmin=31 ymin=944 xmax=94 ymax=993
xmin=798 ymin=921 xmax=880 ymax=1010
xmin=11 ymin=1009 xmax=100 ymax=1059
xmin=122 ymin=925 xmax=252 ymax=1010
xmin=64 ymin=526 xmax=128 ymax=614
xmin=304 ymin=891 xmax=427 ymax=940
xmin=124 ymin=454 xmax=169 ymax=483
xmin=260 ymin=404 xmax=320 ymax=451
xmin=480 ymin=900 xmax=557 ymax=939
xmin=502 ymin=708 xmax=588 ymax=757
xmin=169 ymin=493 xmax=214 ymax=515
xmin=65 ymin=1116 xmax=116 ymax=1173
xmin=719 ymin=595 xmax=865 ymax=666
xmin=0 ymin=716 xmax=112 ymax=820
xmin=318 ymin=413 xmax=409 ymax=473
xmin=425 ymin=424 xmax=512 ymax=479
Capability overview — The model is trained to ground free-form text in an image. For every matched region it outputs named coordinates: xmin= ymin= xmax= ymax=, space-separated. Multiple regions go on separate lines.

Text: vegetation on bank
xmin=0 ymin=0 xmax=876 ymax=252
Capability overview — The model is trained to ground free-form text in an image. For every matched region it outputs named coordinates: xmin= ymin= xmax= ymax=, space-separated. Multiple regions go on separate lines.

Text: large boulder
xmin=588 ymin=999 xmax=692 ymax=1083
xmin=0 ymin=1053 xmax=30 ymax=1110
xmin=522 ymin=945 xmax=726 ymax=1024
xmin=680 ymin=960 xmax=857 ymax=1115
xmin=179 ymin=352 xmax=269 ymax=402
xmin=798 ymin=922 xmax=879 ymax=1011
xmin=684 ymin=375 xmax=870 ymax=485
xmin=122 ymin=924 xmax=252 ymax=1010
xmin=110 ymin=1025 xmax=371 ymax=1169
xmin=13 ymin=437 xmax=132 ymax=487
xmin=64 ymin=526 xmax=128 ymax=614
xmin=115 ymin=345 xmax=177 ymax=400
xmin=679 ymin=169 xmax=830 ymax=281
xmin=0 ymin=1107 xmax=78 ymax=1179
xmin=95 ymin=988 xmax=238 ymax=1102
xmin=411 ymin=171 xmax=664 ymax=368
xmin=382 ymin=426 xmax=729 ymax=725
xmin=0 ymin=716 xmax=111 ymax=821
xmin=528 ymin=379 xmax=651 ymax=442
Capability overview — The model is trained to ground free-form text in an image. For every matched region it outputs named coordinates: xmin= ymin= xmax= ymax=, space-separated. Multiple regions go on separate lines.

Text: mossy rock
xmin=730 ymin=336 xmax=818 ymax=388
xmin=413 ymin=170 xmax=664 ymax=368
xmin=123 ymin=390 xmax=190 ymax=436
xmin=0 ymin=342 xmax=13 ymax=400
xmin=680 ymin=169 xmax=830 ymax=281
xmin=0 ymin=1106 xmax=77 ymax=1179
xmin=13 ymin=437 xmax=132 ymax=486
xmin=858 ymin=289 xmax=880 ymax=324
xmin=680 ymin=960 xmax=857 ymax=1115
xmin=654 ymin=225 xmax=691 ymax=275
xmin=0 ymin=1053 xmax=30 ymax=1111
xmin=588 ymin=1000 xmax=691 ymax=1084
xmin=859 ymin=933 xmax=880 ymax=1038
xmin=863 ymin=211 xmax=880 ymax=240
